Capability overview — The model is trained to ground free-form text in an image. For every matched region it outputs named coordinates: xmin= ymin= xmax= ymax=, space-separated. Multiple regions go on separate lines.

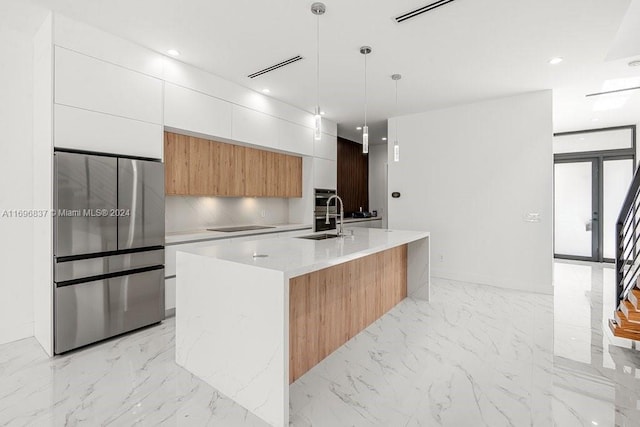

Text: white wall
xmin=388 ymin=91 xmax=553 ymax=294
xmin=0 ymin=3 xmax=49 ymax=345
xmin=368 ymin=144 xmax=388 ymax=228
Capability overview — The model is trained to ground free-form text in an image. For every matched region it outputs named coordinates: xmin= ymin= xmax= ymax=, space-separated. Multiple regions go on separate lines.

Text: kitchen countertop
xmin=165 ymin=223 xmax=312 ymax=245
xmin=180 ymin=227 xmax=429 ymax=279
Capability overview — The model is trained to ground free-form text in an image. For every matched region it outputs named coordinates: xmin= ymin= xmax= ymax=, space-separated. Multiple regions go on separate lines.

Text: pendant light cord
xmin=364 ymin=53 xmax=368 ymax=126
xmin=316 ymin=13 xmax=320 ymax=110
xmin=395 ymin=79 xmax=398 ymax=142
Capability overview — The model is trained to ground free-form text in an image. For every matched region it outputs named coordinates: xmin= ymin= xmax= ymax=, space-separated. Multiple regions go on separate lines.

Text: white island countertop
xmin=181 ymin=227 xmax=429 ymax=279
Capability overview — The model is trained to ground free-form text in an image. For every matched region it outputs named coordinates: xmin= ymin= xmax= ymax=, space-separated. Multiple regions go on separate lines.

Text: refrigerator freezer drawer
xmin=55 ymin=248 xmax=164 ymax=283
xmin=54 ymin=268 xmax=165 ymax=354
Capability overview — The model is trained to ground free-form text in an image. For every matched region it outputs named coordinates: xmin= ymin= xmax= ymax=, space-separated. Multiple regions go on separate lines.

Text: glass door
xmin=602 ymin=158 xmax=634 ymax=261
xmin=554 ymin=159 xmax=598 ymax=260
xmin=554 ymin=157 xmax=634 ymax=262
xmin=553 ymin=126 xmax=636 ymax=263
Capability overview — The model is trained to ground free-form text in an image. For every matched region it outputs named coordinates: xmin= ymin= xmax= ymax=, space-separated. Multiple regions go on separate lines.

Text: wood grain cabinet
xmin=164 ymin=132 xmax=190 ymax=195
xmin=164 ymin=131 xmax=302 ymax=198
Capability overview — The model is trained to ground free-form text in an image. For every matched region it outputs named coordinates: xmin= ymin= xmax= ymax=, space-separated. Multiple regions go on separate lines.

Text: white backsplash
xmin=165 ymin=196 xmax=291 ymax=233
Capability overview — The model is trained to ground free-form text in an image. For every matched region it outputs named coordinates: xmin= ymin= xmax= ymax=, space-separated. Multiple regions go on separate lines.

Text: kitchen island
xmin=175 ymin=228 xmax=430 ymax=427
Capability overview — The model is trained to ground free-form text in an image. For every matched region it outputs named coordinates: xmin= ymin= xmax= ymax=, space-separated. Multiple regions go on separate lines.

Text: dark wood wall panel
xmin=337 ymin=137 xmax=368 ymax=215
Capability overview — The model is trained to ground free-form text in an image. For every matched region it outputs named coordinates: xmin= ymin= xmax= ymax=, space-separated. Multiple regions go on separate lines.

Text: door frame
xmin=553 ymin=125 xmax=636 ymax=263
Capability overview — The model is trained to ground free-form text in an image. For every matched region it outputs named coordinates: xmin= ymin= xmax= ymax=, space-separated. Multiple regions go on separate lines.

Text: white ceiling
xmin=29 ymin=0 xmax=640 ymax=142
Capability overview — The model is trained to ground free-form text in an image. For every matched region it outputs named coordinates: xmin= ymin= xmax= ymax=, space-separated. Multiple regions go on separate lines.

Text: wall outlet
xmin=524 ymin=212 xmax=541 ymax=223
xmin=260 ymin=209 xmax=267 ymax=218
xmin=439 ymin=254 xmax=444 ymax=262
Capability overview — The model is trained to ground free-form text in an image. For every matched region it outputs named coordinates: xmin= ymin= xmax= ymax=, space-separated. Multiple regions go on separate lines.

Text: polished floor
xmin=1 ymin=261 xmax=640 ymax=426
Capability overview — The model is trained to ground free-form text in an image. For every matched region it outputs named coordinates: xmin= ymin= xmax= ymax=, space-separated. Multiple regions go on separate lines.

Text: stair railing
xmin=616 ymin=166 xmax=640 ymax=305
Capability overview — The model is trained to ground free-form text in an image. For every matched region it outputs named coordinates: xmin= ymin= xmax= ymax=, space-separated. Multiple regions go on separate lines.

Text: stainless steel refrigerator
xmin=53 ymin=150 xmax=165 ymax=354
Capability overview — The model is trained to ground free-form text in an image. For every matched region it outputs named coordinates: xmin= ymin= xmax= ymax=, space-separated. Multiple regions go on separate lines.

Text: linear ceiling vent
xmin=585 ymin=86 xmax=640 ymax=97
xmin=395 ymin=0 xmax=457 ymax=23
xmin=247 ymin=55 xmax=303 ymax=79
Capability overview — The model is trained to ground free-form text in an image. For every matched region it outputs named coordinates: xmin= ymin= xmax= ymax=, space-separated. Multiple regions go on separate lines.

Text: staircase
xmin=609 ymin=166 xmax=640 ymax=339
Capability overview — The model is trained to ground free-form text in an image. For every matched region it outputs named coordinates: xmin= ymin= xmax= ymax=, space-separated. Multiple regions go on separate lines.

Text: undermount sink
xmin=296 ymin=233 xmax=340 ymax=240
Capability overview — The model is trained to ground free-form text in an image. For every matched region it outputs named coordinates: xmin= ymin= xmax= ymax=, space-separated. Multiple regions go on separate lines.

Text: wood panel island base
xmin=290 ymin=245 xmax=407 ymax=383
xmin=175 ymin=228 xmax=430 ymax=427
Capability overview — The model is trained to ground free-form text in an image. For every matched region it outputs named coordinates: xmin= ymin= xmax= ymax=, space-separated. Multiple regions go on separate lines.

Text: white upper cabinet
xmin=279 ymin=120 xmax=313 ymax=156
xmin=54 ymin=104 xmax=162 ymax=159
xmin=314 ymin=132 xmax=337 ymax=161
xmin=231 ymin=105 xmax=279 ymax=150
xmin=54 ymin=14 xmax=164 ymax=79
xmin=54 ymin=47 xmax=163 ymax=124
xmin=313 ymin=158 xmax=337 ymax=190
xmin=164 ymin=83 xmax=232 ymax=139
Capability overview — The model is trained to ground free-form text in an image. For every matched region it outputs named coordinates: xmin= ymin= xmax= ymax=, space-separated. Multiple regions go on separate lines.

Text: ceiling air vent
xmin=247 ymin=55 xmax=303 ymax=79
xmin=395 ymin=0 xmax=457 ymax=23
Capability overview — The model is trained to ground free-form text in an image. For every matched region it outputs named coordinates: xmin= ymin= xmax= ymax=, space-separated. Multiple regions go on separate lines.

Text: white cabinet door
xmin=231 ymin=105 xmax=279 ymax=150
xmin=55 ymin=47 xmax=163 ymax=124
xmin=164 ymin=83 xmax=232 ymax=139
xmin=279 ymin=120 xmax=313 ymax=156
xmin=165 ymin=239 xmax=229 ymax=278
xmin=313 ymin=158 xmax=337 ymax=189
xmin=54 ymin=104 xmax=162 ymax=158
xmin=314 ymin=132 xmax=337 ymax=161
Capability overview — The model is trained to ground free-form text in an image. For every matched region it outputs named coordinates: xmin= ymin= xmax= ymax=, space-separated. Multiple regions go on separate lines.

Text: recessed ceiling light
xmin=549 ymin=57 xmax=563 ymax=65
xmin=262 ymin=88 xmax=270 ymax=94
xmin=382 ymin=137 xmax=387 ymax=141
xmin=166 ymin=49 xmax=180 ymax=57
xmin=592 ymin=422 xmax=598 ymax=426
xmin=356 ymin=126 xmax=362 ymax=130
xmin=320 ymin=111 xmax=325 ymax=115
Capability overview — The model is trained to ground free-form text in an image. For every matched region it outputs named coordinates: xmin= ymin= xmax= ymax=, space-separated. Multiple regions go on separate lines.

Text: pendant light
xmin=391 ymin=74 xmax=402 ymax=162
xmin=360 ymin=46 xmax=372 ymax=154
xmin=311 ymin=3 xmax=326 ymax=141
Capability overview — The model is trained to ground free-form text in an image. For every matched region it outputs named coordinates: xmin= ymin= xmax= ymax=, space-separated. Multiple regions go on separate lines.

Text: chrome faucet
xmin=325 ymin=195 xmax=345 ymax=236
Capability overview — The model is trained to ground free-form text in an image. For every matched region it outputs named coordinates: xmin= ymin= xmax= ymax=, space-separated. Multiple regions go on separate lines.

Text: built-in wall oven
xmin=314 ymin=188 xmax=337 ymax=232
xmin=53 ymin=150 xmax=165 ymax=354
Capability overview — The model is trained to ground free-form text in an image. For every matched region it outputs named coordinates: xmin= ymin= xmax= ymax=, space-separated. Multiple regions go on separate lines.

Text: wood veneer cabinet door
xmin=188 ymin=136 xmax=212 ymax=195
xmin=287 ymin=155 xmax=302 ymax=197
xmin=244 ymin=147 xmax=265 ymax=197
xmin=231 ymin=145 xmax=246 ymax=195
xmin=164 ymin=132 xmax=190 ymax=195
xmin=213 ymin=141 xmax=230 ymax=196
xmin=265 ymin=151 xmax=282 ymax=197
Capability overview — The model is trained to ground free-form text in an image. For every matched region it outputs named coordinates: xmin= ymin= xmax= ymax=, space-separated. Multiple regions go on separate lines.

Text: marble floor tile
xmin=2 ymin=260 xmax=640 ymax=426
